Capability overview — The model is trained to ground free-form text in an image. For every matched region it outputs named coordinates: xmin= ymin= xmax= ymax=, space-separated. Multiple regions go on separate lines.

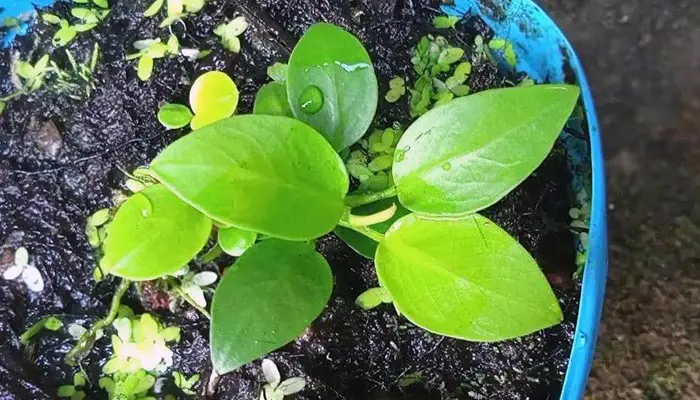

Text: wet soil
xmin=0 ymin=0 xmax=581 ymax=399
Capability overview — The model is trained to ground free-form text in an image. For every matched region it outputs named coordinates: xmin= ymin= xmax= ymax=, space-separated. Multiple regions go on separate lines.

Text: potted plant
xmin=0 ymin=0 xmax=606 ymax=399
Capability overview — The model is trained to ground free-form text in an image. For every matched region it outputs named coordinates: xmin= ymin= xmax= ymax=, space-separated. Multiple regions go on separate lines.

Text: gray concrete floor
xmin=539 ymin=0 xmax=700 ymax=398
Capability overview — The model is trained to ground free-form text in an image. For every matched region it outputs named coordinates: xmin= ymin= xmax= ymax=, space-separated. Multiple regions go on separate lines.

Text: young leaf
xmin=278 ymin=377 xmax=306 ymax=395
xmin=137 ymin=55 xmax=154 ymax=81
xmin=42 ymin=13 xmax=62 ymax=24
xmin=157 ymin=103 xmax=193 ymax=129
xmin=144 ymin=0 xmax=165 ymax=17
xmin=253 ymin=82 xmax=293 ymax=117
xmin=189 ymin=71 xmax=239 ymax=124
xmin=267 ymin=62 xmax=287 ymax=82
xmin=393 ymin=85 xmax=580 ymax=217
xmin=101 ymin=184 xmax=212 ymax=280
xmin=287 ymin=23 xmax=378 ymax=151
xmin=432 ymin=15 xmax=459 ymax=29
xmin=16 ymin=62 xmax=36 ymax=80
xmin=375 ymin=214 xmax=563 ymax=341
xmin=355 ymin=287 xmax=392 ymax=310
xmin=210 ymin=240 xmax=333 ymax=373
xmin=334 ymin=198 xmax=409 ymax=259
xmin=218 ymin=226 xmax=257 ymax=256
xmin=93 ymin=0 xmax=109 ymax=8
xmin=261 ymin=359 xmax=281 ymax=386
xmin=150 ymin=115 xmax=349 ymax=240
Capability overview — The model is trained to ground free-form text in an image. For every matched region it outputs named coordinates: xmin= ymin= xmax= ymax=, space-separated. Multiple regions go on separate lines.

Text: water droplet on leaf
xmin=299 ymin=85 xmax=324 ymax=114
xmin=441 ymin=162 xmax=452 ymax=171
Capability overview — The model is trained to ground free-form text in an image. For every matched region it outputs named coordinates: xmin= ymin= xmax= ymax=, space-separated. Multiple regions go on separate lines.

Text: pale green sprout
xmin=385 ymin=76 xmax=405 ymax=103
xmin=57 ymin=372 xmax=87 ymax=400
xmin=355 ymin=287 xmax=392 ymax=310
xmin=214 ymin=16 xmax=248 ymax=53
xmin=267 ymin=62 xmax=288 ymax=82
xmin=172 ymin=371 xmax=200 ymax=395
xmin=432 ymin=15 xmax=459 ymax=29
xmin=259 ymin=359 xmax=307 ymax=400
xmin=145 ymin=0 xmax=205 ymax=27
xmin=127 ymin=35 xmax=180 ymax=81
xmin=178 ymin=269 xmax=218 ymax=308
xmin=15 ymin=55 xmax=51 ymax=92
xmin=488 ymin=38 xmax=517 ymax=67
xmin=44 ymin=1 xmax=110 ymax=47
xmin=86 ymin=207 xmax=111 ymax=249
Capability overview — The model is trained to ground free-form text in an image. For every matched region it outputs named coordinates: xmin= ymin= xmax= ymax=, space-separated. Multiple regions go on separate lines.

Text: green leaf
xmin=432 ymin=15 xmax=459 ymax=29
xmin=42 ymin=13 xmax=62 ymax=24
xmin=334 ymin=198 xmax=409 ymax=259
xmin=71 ymin=8 xmax=98 ymax=23
xmin=355 ymin=287 xmax=392 ymax=310
xmin=287 ymin=23 xmax=378 ymax=151
xmin=137 ymin=55 xmax=154 ymax=81
xmin=73 ymin=23 xmax=97 ymax=32
xmin=211 ymin=240 xmax=333 ymax=373
xmin=267 ymin=62 xmax=287 ymax=82
xmin=73 ymin=372 xmax=86 ymax=387
xmin=151 ymin=115 xmax=348 ymax=240
xmin=189 ymin=71 xmax=239 ymax=123
xmin=157 ymin=103 xmax=193 ymax=129
xmin=0 ymin=102 xmax=6 ymax=115
xmin=16 ymin=61 xmax=35 ymax=80
xmin=393 ymin=85 xmax=580 ymax=217
xmin=101 ymin=184 xmax=212 ymax=280
xmin=57 ymin=386 xmax=75 ymax=397
xmin=437 ymin=47 xmax=464 ymax=65
xmin=88 ymin=208 xmax=111 ymax=227
xmin=218 ymin=226 xmax=257 ymax=256
xmin=375 ymin=214 xmax=563 ymax=341
xmin=144 ymin=0 xmax=164 ymax=17
xmin=253 ymin=82 xmax=293 ymax=117
xmin=92 ymin=0 xmax=109 ymax=8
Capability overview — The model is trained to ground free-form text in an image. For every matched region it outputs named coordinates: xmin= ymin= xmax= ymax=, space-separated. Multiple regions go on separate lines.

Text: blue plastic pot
xmin=2 ymin=0 xmax=607 ymax=398
xmin=440 ymin=1 xmax=609 ymax=399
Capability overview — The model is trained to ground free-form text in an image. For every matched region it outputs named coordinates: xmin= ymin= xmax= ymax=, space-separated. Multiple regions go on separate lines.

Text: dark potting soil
xmin=0 ymin=0 xmax=581 ymax=399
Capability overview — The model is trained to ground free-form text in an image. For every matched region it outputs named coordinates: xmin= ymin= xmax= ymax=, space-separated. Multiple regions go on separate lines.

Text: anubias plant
xmin=92 ymin=22 xmax=580 ymax=376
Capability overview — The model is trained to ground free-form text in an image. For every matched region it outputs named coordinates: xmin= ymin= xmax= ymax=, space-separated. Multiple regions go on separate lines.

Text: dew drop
xmin=299 ymin=85 xmax=324 ymax=115
xmin=441 ymin=162 xmax=452 ymax=171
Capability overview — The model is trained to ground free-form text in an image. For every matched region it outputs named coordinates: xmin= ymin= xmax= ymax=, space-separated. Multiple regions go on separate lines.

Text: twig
xmin=169 ymin=278 xmax=212 ymax=320
xmin=65 ymin=279 xmax=131 ymax=365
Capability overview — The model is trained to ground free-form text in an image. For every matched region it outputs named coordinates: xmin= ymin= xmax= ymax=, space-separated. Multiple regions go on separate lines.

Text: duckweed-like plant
xmin=76 ymin=22 xmax=580 ymax=377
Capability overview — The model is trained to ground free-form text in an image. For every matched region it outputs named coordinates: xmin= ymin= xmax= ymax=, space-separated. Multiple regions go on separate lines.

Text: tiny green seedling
xmin=42 ymin=0 xmax=110 ymax=47
xmin=57 ymin=372 xmax=87 ymax=400
xmin=144 ymin=0 xmax=205 ymax=27
xmin=489 ymin=37 xmax=518 ymax=68
xmin=127 ymin=35 xmax=180 ymax=81
xmin=259 ymin=359 xmax=307 ymax=400
xmin=214 ymin=16 xmax=248 ymax=53
xmin=172 ymin=371 xmax=200 ymax=395
xmin=155 ymin=70 xmax=239 ymax=130
xmin=432 ymin=15 xmax=460 ymax=29
xmin=355 ymin=287 xmax=393 ymax=310
xmin=385 ymin=76 xmax=406 ymax=103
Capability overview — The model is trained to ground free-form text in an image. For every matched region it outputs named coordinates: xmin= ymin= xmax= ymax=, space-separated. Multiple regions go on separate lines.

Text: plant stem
xmin=338 ymin=220 xmax=385 ymax=243
xmin=169 ymin=278 xmax=212 ymax=320
xmin=175 ymin=286 xmax=212 ymax=320
xmin=65 ymin=279 xmax=131 ymax=366
xmin=348 ymin=202 xmax=397 ymax=226
xmin=345 ymin=186 xmax=397 ymax=208
xmin=0 ymin=91 xmax=23 ymax=102
xmin=20 ymin=316 xmax=56 ymax=344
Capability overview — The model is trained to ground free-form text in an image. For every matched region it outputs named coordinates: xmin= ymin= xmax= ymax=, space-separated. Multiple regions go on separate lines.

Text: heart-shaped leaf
xmin=254 ymin=82 xmax=293 ymax=117
xmin=393 ymin=85 xmax=580 ymax=217
xmin=150 ymin=115 xmax=349 ymax=240
xmin=375 ymin=213 xmax=562 ymax=341
xmin=101 ymin=184 xmax=212 ymax=280
xmin=211 ymin=239 xmax=332 ymax=373
xmin=287 ymin=23 xmax=378 ymax=151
